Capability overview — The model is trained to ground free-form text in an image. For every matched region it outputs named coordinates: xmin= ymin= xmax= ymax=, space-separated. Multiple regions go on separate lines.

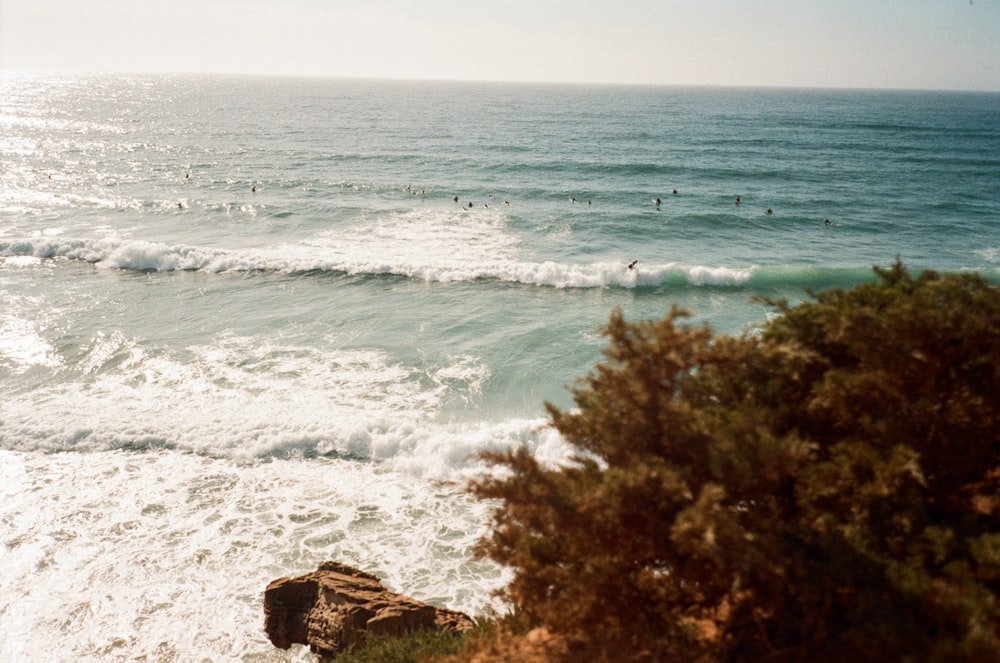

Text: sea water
xmin=1 ymin=73 xmax=998 ymax=661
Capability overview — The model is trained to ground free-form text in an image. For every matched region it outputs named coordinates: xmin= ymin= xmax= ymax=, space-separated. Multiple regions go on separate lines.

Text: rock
xmin=263 ymin=561 xmax=475 ymax=657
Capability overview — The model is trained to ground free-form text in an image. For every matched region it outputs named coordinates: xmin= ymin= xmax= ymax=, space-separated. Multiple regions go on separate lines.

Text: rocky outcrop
xmin=263 ymin=561 xmax=475 ymax=657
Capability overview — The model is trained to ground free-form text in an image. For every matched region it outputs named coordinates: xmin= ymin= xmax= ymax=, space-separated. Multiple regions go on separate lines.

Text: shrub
xmin=324 ymin=625 xmax=472 ymax=663
xmin=467 ymin=264 xmax=1000 ymax=662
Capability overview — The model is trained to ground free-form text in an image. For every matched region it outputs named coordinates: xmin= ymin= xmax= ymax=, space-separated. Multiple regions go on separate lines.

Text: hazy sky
xmin=1 ymin=0 xmax=998 ymax=90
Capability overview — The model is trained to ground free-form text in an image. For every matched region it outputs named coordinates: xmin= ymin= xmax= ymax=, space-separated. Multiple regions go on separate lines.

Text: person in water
xmin=628 ymin=259 xmax=638 ymax=270
xmin=735 ymin=196 xmax=742 ymax=205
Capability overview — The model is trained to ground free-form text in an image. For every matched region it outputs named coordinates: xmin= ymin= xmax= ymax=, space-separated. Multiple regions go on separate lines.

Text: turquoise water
xmin=1 ymin=74 xmax=999 ymax=661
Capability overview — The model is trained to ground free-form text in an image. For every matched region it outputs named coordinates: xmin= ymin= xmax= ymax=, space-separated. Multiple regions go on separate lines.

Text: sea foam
xmin=0 ymin=328 xmax=571 ymax=480
xmin=0 ymin=448 xmax=507 ymax=662
xmin=1 ymin=235 xmax=762 ymax=290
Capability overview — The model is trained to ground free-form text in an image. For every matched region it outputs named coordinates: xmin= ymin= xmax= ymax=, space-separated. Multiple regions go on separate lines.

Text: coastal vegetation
xmin=326 ymin=263 xmax=1000 ymax=662
xmin=459 ymin=263 xmax=1000 ymax=662
xmin=321 ymin=626 xmax=475 ymax=663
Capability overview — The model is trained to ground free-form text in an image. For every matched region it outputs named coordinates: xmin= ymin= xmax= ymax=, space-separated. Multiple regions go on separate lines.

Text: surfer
xmin=453 ymin=195 xmax=459 ymax=203
xmin=628 ymin=260 xmax=638 ymax=270
xmin=735 ymin=196 xmax=741 ymax=205
xmin=765 ymin=207 xmax=772 ymax=215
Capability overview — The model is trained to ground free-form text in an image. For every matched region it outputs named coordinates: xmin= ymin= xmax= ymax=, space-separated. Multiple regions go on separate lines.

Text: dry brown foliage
xmin=462 ymin=264 xmax=1000 ymax=663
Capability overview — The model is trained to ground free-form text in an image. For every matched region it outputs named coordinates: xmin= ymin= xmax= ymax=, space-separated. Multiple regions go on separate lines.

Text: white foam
xmin=0 ymin=231 xmax=756 ymax=289
xmin=0 ymin=330 xmax=576 ymax=479
xmin=100 ymin=239 xmax=243 ymax=272
xmin=975 ymin=246 xmax=999 ymax=263
xmin=0 ymin=448 xmax=509 ymax=662
xmin=0 ymin=325 xmax=577 ymax=660
xmin=1 ymin=255 xmax=42 ymax=267
xmin=682 ymin=263 xmax=755 ymax=286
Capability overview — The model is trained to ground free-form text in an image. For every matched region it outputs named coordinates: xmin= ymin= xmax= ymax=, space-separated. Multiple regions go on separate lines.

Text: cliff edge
xmin=264 ymin=561 xmax=474 ymax=657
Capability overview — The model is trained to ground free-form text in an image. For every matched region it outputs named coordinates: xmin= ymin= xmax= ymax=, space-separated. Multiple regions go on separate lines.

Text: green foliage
xmin=324 ymin=625 xmax=474 ymax=663
xmin=468 ymin=263 xmax=1000 ymax=662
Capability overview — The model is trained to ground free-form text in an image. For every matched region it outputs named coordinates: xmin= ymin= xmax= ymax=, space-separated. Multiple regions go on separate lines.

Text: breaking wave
xmin=0 ymin=236 xmax=916 ymax=292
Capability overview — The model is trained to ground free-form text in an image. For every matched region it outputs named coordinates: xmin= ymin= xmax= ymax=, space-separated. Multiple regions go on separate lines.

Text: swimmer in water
xmin=735 ymin=196 xmax=742 ymax=205
xmin=765 ymin=207 xmax=772 ymax=215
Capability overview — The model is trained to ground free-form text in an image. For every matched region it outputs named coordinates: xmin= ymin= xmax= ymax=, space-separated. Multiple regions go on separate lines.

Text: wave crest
xmin=0 ymin=236 xmax=900 ymax=291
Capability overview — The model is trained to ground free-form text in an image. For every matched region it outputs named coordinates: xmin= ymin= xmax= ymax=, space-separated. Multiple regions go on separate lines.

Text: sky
xmin=1 ymin=0 xmax=998 ymax=91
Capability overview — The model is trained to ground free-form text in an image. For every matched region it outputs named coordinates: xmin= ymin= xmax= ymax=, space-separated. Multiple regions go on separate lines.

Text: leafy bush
xmin=467 ymin=264 xmax=1000 ymax=662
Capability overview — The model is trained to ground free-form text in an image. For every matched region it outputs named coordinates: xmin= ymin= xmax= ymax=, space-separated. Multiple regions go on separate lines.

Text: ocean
xmin=1 ymin=73 xmax=998 ymax=661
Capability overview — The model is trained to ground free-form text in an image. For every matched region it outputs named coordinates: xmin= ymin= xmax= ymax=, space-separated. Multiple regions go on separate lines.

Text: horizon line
xmin=2 ymin=66 xmax=998 ymax=95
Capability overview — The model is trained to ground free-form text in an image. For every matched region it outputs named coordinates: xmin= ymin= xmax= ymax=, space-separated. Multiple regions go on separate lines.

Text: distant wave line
xmin=4 ymin=237 xmax=990 ymax=292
